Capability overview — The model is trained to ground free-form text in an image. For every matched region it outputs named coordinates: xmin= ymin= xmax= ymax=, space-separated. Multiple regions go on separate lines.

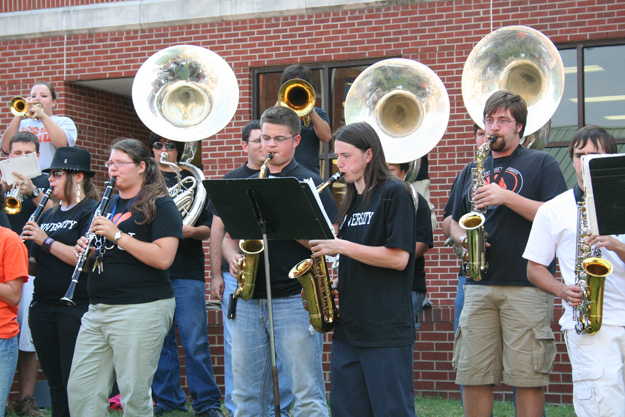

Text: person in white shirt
xmin=524 ymin=125 xmax=625 ymax=417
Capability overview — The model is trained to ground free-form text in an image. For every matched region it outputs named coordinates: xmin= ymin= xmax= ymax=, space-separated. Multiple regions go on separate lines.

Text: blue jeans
xmin=0 ymin=336 xmax=18 ymax=417
xmin=232 ymin=295 xmax=328 ymax=417
xmin=153 ymin=279 xmax=221 ymax=413
xmin=412 ymin=291 xmax=426 ymax=331
xmin=454 ymin=273 xmax=466 ymax=334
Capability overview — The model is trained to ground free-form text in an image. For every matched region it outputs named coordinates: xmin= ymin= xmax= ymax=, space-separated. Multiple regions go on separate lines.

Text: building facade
xmin=2 ymin=0 xmax=624 ymax=405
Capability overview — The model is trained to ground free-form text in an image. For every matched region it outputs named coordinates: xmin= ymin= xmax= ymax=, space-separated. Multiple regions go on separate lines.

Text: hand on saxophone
xmin=228 ymin=254 xmax=244 ymax=277
xmin=559 ymin=283 xmax=583 ymax=307
xmin=309 ymin=238 xmax=342 ymax=258
xmin=586 ymin=234 xmax=625 ymax=255
xmin=474 ymin=182 xmax=511 ymax=209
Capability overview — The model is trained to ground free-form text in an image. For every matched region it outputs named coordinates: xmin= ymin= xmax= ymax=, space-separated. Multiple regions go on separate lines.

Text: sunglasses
xmin=152 ymin=141 xmax=176 ymax=151
xmin=50 ymin=170 xmax=66 ymax=179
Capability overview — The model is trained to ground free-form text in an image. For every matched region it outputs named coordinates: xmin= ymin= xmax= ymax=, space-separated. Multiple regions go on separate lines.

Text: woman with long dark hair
xmin=22 ymin=146 xmax=100 ymax=417
xmin=310 ymin=122 xmax=418 ymax=417
xmin=67 ymin=138 xmax=182 ymax=416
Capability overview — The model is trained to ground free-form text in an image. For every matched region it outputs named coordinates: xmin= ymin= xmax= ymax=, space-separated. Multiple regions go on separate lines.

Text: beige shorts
xmin=453 ymin=285 xmax=555 ymax=387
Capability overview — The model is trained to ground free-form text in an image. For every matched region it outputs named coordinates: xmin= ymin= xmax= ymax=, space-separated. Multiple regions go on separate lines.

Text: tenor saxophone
xmin=288 ymin=172 xmax=343 ymax=333
xmin=459 ymin=135 xmax=496 ymax=281
xmin=233 ymin=153 xmax=272 ymax=301
xmin=573 ymin=194 xmax=613 ymax=335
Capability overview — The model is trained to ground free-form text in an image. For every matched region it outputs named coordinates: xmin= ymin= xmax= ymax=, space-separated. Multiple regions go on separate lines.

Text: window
xmin=252 ymin=60 xmax=379 ymax=179
xmin=547 ymin=41 xmax=625 ymax=187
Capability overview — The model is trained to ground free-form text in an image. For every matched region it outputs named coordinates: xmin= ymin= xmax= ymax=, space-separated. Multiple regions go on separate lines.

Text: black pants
xmin=29 ymin=300 xmax=88 ymax=417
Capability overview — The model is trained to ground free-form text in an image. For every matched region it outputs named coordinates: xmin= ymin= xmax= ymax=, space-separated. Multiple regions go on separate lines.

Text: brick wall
xmin=3 ymin=0 xmax=625 ymax=405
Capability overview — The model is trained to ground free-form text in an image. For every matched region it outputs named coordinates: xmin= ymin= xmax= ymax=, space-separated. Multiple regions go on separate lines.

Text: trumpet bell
xmin=9 ymin=97 xmax=28 ymax=117
xmin=462 ymin=26 xmax=565 ymax=137
xmin=5 ymin=187 xmax=24 ymax=215
xmin=278 ymin=79 xmax=316 ymax=118
xmin=132 ymin=45 xmax=239 ymax=142
xmin=344 ymin=58 xmax=449 ymax=164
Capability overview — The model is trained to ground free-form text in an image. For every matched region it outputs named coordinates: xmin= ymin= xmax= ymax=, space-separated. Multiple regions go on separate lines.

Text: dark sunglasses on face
xmin=50 ymin=170 xmax=66 ymax=179
xmin=152 ymin=141 xmax=176 ymax=151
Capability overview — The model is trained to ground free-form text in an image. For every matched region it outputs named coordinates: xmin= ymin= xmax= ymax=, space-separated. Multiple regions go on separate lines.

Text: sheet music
xmin=581 ymin=153 xmax=625 ymax=235
xmin=0 ymin=152 xmax=41 ymax=185
xmin=301 ymin=178 xmax=334 ymax=235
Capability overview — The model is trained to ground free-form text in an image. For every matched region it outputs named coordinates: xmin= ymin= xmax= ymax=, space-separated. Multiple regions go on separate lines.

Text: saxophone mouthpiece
xmin=487 ymin=135 xmax=497 ymax=143
xmin=266 ymin=153 xmax=274 ymax=160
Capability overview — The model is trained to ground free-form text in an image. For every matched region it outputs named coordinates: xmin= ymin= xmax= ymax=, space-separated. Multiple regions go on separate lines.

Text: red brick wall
xmin=3 ymin=0 xmax=625 ymax=406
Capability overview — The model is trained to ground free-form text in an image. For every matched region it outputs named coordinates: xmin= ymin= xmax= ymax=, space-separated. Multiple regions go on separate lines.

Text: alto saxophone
xmin=459 ymin=135 xmax=496 ymax=281
xmin=288 ymin=172 xmax=344 ymax=333
xmin=573 ymin=193 xmax=613 ymax=335
xmin=233 ymin=153 xmax=272 ymax=301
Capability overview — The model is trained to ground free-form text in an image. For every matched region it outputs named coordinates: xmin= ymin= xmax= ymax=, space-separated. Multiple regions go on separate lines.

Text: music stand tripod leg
xmin=261 ymin=232 xmax=281 ymax=416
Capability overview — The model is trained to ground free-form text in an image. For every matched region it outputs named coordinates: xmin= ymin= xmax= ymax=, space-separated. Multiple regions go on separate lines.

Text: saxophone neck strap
xmin=574 ymin=184 xmax=584 ymax=204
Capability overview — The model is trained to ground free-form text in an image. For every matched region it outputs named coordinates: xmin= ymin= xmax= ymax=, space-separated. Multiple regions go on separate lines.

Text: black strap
xmin=573 ymin=184 xmax=584 ymax=203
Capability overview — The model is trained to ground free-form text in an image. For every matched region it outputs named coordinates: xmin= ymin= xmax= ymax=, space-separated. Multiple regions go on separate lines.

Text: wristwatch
xmin=113 ymin=230 xmax=123 ymax=244
xmin=31 ymin=188 xmax=40 ymax=198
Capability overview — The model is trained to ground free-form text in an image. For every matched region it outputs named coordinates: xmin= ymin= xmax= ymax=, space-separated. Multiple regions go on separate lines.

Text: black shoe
xmin=154 ymin=405 xmax=168 ymax=415
xmin=196 ymin=408 xmax=225 ymax=417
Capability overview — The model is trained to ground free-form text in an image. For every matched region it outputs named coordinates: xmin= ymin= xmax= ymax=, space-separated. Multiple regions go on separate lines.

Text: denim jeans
xmin=0 ymin=336 xmax=18 ymax=417
xmin=454 ymin=273 xmax=466 ymax=334
xmin=412 ymin=291 xmax=426 ymax=331
xmin=232 ymin=294 xmax=328 ymax=417
xmin=153 ymin=279 xmax=222 ymax=413
xmin=223 ymin=273 xmax=294 ymax=416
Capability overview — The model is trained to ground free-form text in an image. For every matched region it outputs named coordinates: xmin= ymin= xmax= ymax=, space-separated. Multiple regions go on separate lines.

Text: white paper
xmin=0 ymin=152 xmax=42 ymax=185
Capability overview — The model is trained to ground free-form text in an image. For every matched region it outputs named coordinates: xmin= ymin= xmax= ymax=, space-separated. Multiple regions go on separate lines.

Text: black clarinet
xmin=21 ymin=188 xmax=52 ymax=243
xmin=61 ymin=177 xmax=116 ymax=306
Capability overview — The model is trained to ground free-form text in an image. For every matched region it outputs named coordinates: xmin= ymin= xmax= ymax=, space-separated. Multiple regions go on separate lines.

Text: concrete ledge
xmin=0 ymin=0 xmax=410 ymax=41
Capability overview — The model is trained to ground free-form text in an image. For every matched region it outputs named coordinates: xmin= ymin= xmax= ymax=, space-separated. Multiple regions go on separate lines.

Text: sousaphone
xmin=132 ymin=45 xmax=239 ymax=225
xmin=344 ymin=58 xmax=450 ymax=179
xmin=462 ymin=26 xmax=565 ymax=143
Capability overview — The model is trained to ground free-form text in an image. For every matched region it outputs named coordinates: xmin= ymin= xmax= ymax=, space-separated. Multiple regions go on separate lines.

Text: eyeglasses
xmin=248 ymin=139 xmax=262 ymax=144
xmin=50 ymin=170 xmax=65 ymax=179
xmin=483 ymin=118 xmax=515 ymax=127
xmin=105 ymin=160 xmax=135 ymax=168
xmin=260 ymin=134 xmax=295 ymax=143
xmin=152 ymin=141 xmax=176 ymax=151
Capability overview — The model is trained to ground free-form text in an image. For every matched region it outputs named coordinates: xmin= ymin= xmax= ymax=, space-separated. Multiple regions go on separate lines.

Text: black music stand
xmin=582 ymin=153 xmax=625 ymax=235
xmin=203 ymin=176 xmax=334 ymax=415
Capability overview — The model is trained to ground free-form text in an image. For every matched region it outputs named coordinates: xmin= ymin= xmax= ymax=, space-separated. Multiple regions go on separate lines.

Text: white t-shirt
xmin=523 ymin=188 xmax=625 ymax=331
xmin=20 ymin=115 xmax=77 ymax=170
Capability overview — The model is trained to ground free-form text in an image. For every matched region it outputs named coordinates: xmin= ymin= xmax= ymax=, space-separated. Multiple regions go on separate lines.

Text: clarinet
xmin=21 ymin=188 xmax=52 ymax=243
xmin=61 ymin=177 xmax=116 ymax=306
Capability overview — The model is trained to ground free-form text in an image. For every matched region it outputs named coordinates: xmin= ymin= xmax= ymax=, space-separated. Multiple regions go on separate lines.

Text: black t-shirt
xmin=451 ymin=145 xmax=566 ymax=286
xmin=413 ymin=192 xmax=434 ymax=293
xmin=87 ymin=195 xmax=183 ymax=304
xmin=250 ymin=159 xmax=338 ymax=299
xmin=32 ymin=199 xmax=98 ymax=306
xmin=162 ymin=170 xmax=212 ymax=281
xmin=294 ymin=107 xmax=330 ymax=175
xmin=207 ymin=163 xmax=260 ymax=273
xmin=334 ymin=178 xmax=416 ymax=347
xmin=7 ymin=174 xmax=50 ymax=252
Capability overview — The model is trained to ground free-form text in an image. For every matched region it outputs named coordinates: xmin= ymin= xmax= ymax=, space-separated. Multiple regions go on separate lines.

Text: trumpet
xmin=5 ymin=185 xmax=24 ymax=215
xmin=289 ymin=172 xmax=344 ymax=333
xmin=278 ymin=79 xmax=316 ymax=127
xmin=233 ymin=153 xmax=273 ymax=301
xmin=9 ymin=96 xmax=41 ymax=120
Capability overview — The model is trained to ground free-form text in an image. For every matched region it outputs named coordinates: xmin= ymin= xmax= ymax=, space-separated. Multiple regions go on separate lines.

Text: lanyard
xmin=110 ymin=192 xmax=140 ymax=225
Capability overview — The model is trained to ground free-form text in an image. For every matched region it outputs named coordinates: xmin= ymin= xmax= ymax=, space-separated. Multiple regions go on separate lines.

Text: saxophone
xmin=288 ymin=172 xmax=344 ymax=333
xmin=573 ymin=193 xmax=613 ymax=335
xmin=233 ymin=153 xmax=272 ymax=301
xmin=459 ymin=135 xmax=496 ymax=281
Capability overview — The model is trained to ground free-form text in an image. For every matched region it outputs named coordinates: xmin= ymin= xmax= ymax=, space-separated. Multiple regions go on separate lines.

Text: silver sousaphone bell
xmin=344 ymin=58 xmax=450 ymax=180
xmin=132 ymin=45 xmax=239 ymax=225
xmin=462 ymin=26 xmax=565 ymax=145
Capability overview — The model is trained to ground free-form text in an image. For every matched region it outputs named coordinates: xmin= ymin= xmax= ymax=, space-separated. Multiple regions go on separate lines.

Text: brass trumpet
xmin=278 ymin=79 xmax=315 ymax=127
xmin=5 ymin=185 xmax=24 ymax=215
xmin=9 ymin=96 xmax=40 ymax=120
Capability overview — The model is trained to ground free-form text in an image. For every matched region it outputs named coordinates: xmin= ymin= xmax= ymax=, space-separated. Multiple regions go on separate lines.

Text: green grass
xmin=8 ymin=397 xmax=576 ymax=416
